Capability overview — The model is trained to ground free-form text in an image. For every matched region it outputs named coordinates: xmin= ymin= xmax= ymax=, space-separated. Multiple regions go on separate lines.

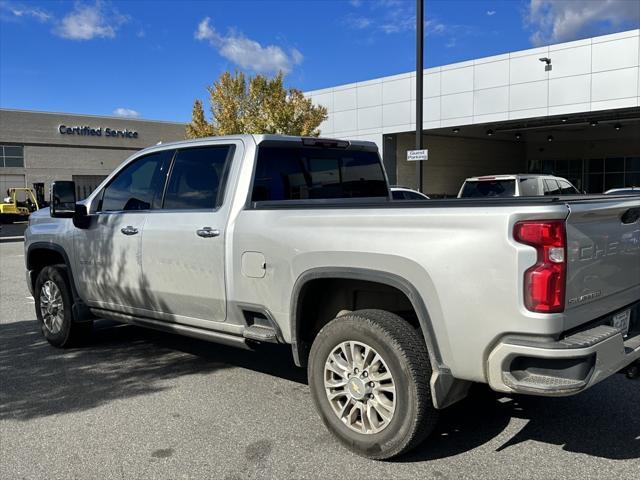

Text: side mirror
xmin=50 ymin=181 xmax=76 ymax=218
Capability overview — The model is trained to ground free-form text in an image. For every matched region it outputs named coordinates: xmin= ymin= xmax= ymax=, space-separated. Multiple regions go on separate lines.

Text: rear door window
xmin=251 ymin=146 xmax=388 ymax=201
xmin=101 ymin=150 xmax=173 ymax=212
xmin=163 ymin=146 xmax=233 ymax=210
xmin=459 ymin=180 xmax=516 ymax=198
xmin=544 ymin=179 xmax=561 ymax=195
xmin=558 ymin=180 xmax=580 ymax=195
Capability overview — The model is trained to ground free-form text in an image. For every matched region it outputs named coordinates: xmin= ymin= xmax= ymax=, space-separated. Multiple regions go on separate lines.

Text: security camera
xmin=539 ymin=57 xmax=552 ymax=71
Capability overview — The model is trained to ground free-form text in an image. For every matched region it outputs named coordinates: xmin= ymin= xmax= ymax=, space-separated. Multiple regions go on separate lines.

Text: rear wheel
xmin=308 ymin=309 xmax=438 ymax=459
xmin=35 ymin=266 xmax=92 ymax=348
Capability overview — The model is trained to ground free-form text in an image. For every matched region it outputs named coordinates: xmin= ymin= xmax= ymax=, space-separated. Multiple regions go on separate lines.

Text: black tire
xmin=34 ymin=266 xmax=92 ymax=348
xmin=308 ymin=309 xmax=438 ymax=460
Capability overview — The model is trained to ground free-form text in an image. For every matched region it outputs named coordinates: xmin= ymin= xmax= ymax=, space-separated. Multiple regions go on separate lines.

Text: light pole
xmin=416 ymin=0 xmax=424 ymax=192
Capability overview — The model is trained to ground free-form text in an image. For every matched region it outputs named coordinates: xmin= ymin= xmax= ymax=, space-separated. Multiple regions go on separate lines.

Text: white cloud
xmin=0 ymin=2 xmax=51 ymax=22
xmin=349 ymin=0 xmax=363 ymax=6
xmin=113 ymin=107 xmax=140 ymax=118
xmin=486 ymin=10 xmax=496 ymax=16
xmin=343 ymin=15 xmax=372 ymax=29
xmin=527 ymin=0 xmax=640 ymax=45
xmin=195 ymin=17 xmax=303 ymax=74
xmin=54 ymin=1 xmax=129 ymax=40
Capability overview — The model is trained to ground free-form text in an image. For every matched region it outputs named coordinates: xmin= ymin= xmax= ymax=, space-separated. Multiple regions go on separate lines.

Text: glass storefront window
xmin=0 ymin=145 xmax=24 ymax=168
xmin=585 ymin=158 xmax=603 ymax=173
xmin=605 ymin=157 xmax=625 ymax=172
xmin=530 ymin=156 xmax=639 ymax=193
xmin=626 ymin=157 xmax=640 ymax=172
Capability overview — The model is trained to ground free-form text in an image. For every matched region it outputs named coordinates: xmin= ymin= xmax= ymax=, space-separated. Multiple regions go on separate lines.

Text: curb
xmin=0 ymin=236 xmax=24 ymax=243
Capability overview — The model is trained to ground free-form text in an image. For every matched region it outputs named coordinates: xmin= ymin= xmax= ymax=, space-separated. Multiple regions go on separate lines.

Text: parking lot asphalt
xmin=1 ymin=241 xmax=639 ymax=480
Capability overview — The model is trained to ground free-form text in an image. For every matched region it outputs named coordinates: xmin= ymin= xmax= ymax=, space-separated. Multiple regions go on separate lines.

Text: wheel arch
xmin=290 ymin=267 xmax=445 ymax=371
xmin=26 ymin=242 xmax=93 ymax=322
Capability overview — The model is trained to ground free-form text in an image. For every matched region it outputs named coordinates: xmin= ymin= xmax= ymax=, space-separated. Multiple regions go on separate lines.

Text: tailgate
xmin=565 ymin=197 xmax=640 ymax=311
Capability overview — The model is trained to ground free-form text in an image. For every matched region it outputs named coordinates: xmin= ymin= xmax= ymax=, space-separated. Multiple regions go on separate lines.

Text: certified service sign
xmin=407 ymin=149 xmax=428 ymax=161
xmin=58 ymin=125 xmax=138 ymax=139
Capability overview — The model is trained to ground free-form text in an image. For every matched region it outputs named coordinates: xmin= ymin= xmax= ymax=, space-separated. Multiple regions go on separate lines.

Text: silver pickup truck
xmin=25 ymin=135 xmax=640 ymax=459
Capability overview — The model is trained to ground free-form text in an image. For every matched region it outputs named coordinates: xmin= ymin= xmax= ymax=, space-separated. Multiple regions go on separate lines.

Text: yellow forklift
xmin=0 ymin=187 xmax=40 ymax=223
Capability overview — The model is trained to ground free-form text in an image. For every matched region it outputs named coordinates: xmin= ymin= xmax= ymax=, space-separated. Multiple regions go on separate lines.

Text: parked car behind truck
xmin=25 ymin=135 xmax=640 ymax=459
xmin=458 ymin=174 xmax=581 ymax=198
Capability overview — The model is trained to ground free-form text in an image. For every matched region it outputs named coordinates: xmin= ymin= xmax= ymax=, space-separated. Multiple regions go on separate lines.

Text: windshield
xmin=460 ymin=180 xmax=516 ymax=198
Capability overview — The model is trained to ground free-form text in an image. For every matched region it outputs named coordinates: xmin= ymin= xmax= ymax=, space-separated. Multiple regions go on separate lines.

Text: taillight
xmin=514 ymin=220 xmax=566 ymax=313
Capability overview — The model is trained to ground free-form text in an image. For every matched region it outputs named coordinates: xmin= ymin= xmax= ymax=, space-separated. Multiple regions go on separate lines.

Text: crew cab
xmin=25 ymin=135 xmax=640 ymax=459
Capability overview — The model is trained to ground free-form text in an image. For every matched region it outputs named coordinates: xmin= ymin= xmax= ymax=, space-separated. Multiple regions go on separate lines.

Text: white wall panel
xmin=312 ymin=92 xmax=333 ymax=111
xmin=508 ymin=107 xmax=548 ymax=120
xmin=474 ymin=60 xmax=509 ymax=90
xmin=473 ymin=112 xmax=509 ymax=124
xmin=441 ymin=67 xmax=474 ymax=95
xmin=548 ymin=102 xmax=590 ymax=116
xmin=332 ymin=110 xmax=357 ymax=132
xmin=591 ymin=97 xmax=638 ymax=112
xmin=357 ymin=106 xmax=382 ymax=130
xmin=333 ymin=88 xmax=357 ymax=111
xmin=549 ymin=75 xmax=590 ymax=106
xmin=592 ymin=36 xmax=639 ymax=72
xmin=410 ymin=73 xmax=441 ymax=98
xmin=383 ymin=78 xmax=411 ymax=104
xmin=591 ymin=67 xmax=638 ymax=101
xmin=411 ymin=97 xmax=441 ymax=122
xmin=424 ymin=73 xmax=441 ymax=98
xmin=318 ymin=117 xmax=333 ymax=135
xmin=473 ymin=86 xmax=509 ymax=115
xmin=357 ymin=83 xmax=382 ymax=108
xmin=441 ymin=92 xmax=473 ymax=119
xmin=441 ymin=117 xmax=472 ymax=127
xmin=510 ymin=54 xmax=548 ymax=84
xmin=383 ymin=102 xmax=411 ymax=127
xmin=548 ymin=45 xmax=591 ymax=78
xmin=510 ymin=81 xmax=548 ymax=110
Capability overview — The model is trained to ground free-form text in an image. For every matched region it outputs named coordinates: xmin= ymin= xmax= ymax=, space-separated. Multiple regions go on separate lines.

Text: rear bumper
xmin=487 ymin=315 xmax=640 ymax=396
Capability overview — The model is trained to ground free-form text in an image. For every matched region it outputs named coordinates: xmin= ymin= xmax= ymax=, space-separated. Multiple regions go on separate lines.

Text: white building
xmin=306 ymin=29 xmax=640 ymax=196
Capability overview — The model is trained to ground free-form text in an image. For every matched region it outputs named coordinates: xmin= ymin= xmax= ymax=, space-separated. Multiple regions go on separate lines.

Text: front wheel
xmin=308 ymin=309 xmax=438 ymax=460
xmin=35 ymin=266 xmax=92 ymax=348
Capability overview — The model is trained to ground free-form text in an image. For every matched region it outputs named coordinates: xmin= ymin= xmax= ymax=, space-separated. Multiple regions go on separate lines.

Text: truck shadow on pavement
xmin=404 ymin=380 xmax=640 ymax=462
xmin=1 ymin=318 xmax=637 ymax=463
xmin=0 ymin=319 xmax=305 ymax=422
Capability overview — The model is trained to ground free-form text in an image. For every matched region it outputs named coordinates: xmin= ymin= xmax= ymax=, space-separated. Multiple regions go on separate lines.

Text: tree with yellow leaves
xmin=186 ymin=71 xmax=327 ymax=138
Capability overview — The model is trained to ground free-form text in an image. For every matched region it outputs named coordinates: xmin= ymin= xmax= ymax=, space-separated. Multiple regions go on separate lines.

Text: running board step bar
xmin=89 ymin=308 xmax=252 ymax=350
xmin=243 ymin=325 xmax=279 ymax=343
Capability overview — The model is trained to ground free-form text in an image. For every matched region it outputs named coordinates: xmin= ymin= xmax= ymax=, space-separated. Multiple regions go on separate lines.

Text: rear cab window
xmin=459 ymin=179 xmax=516 ymax=198
xmin=251 ymin=145 xmax=388 ymax=202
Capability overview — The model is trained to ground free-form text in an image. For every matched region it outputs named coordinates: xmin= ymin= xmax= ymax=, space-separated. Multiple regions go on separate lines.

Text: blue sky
xmin=1 ymin=0 xmax=638 ymax=122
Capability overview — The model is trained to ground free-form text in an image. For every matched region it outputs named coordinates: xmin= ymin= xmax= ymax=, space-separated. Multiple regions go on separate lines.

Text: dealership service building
xmin=1 ymin=29 xmax=639 ymax=199
xmin=0 ymin=110 xmax=185 ymax=202
xmin=306 ymin=29 xmax=640 ymax=196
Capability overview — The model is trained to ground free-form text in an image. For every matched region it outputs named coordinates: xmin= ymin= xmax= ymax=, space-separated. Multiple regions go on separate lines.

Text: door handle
xmin=120 ymin=226 xmax=139 ymax=236
xmin=196 ymin=227 xmax=220 ymax=238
